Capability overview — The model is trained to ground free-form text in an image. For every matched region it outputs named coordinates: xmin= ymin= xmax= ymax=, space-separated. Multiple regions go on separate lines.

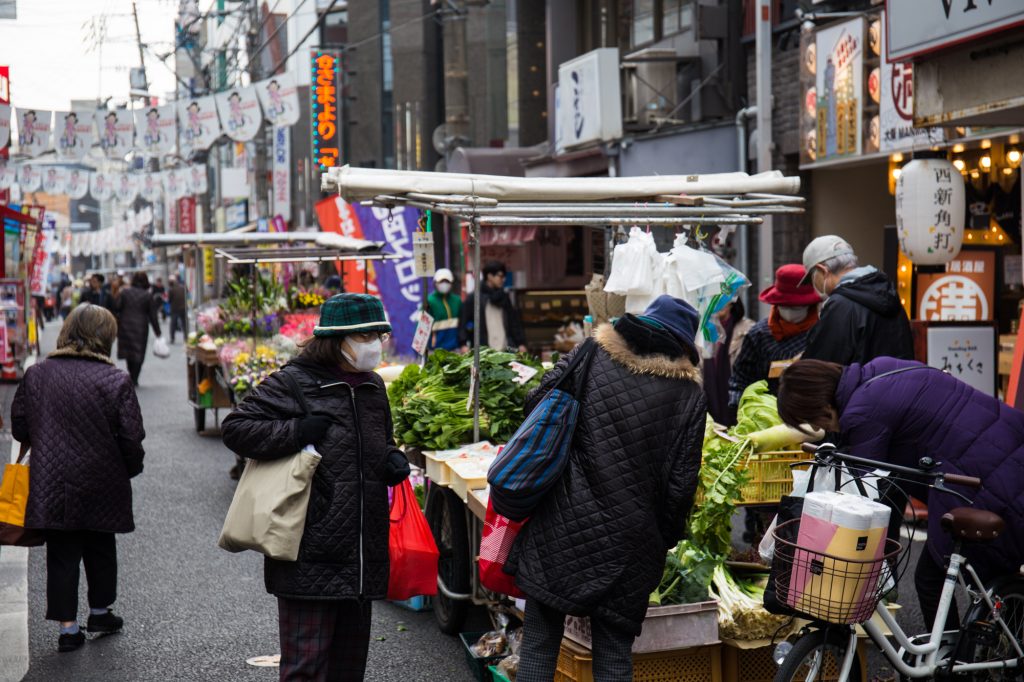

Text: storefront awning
xmin=479 ymin=226 xmax=538 ymax=247
xmin=0 ymin=205 xmax=40 ymax=226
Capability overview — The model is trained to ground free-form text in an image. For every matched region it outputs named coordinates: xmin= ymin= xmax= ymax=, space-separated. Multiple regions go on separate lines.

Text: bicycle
xmin=773 ymin=443 xmax=1024 ymax=681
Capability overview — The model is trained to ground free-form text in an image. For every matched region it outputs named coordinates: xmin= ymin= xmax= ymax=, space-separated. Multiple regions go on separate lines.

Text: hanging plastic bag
xmin=605 ymin=227 xmax=659 ymax=301
xmin=152 ymin=336 xmax=170 ymax=359
xmin=478 ymin=498 xmax=526 ymax=598
xmin=386 ymin=479 xmax=440 ymax=600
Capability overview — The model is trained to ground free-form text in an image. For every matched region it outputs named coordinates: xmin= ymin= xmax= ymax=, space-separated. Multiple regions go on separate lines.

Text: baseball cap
xmin=433 ymin=268 xmax=454 ymax=283
xmin=799 ymin=235 xmax=855 ymax=285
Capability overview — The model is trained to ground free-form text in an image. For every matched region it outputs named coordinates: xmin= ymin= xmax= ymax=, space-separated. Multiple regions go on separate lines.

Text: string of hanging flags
xmin=0 ymin=73 xmax=300 ymax=160
xmin=0 ymin=159 xmax=208 ymax=203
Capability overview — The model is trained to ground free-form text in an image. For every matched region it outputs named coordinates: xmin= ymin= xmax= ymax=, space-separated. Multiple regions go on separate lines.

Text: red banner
xmin=314 ymin=196 xmax=378 ymax=295
xmin=177 ymin=196 xmax=196 ymax=234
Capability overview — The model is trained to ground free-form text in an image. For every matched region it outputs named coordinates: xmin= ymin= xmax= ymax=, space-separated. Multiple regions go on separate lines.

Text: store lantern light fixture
xmin=891 ymin=167 xmax=902 ymax=180
xmin=895 ymin=157 xmax=965 ymax=265
xmin=953 ymin=158 xmax=966 ymax=172
xmin=1007 ymin=148 xmax=1022 ymax=168
xmin=980 ymin=155 xmax=992 ymax=169
xmin=952 ymin=143 xmax=965 ymax=154
xmin=981 ymin=139 xmax=992 ymax=149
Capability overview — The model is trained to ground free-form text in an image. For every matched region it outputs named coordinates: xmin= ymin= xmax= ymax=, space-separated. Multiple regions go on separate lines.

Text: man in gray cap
xmin=799 ymin=235 xmax=913 ymax=365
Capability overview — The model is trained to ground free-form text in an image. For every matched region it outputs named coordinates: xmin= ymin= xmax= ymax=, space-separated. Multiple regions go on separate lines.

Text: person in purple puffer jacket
xmin=776 ymin=356 xmax=1024 ymax=630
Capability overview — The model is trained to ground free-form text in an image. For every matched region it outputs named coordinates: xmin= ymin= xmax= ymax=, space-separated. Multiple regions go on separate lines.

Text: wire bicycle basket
xmin=771 ymin=519 xmax=903 ymax=625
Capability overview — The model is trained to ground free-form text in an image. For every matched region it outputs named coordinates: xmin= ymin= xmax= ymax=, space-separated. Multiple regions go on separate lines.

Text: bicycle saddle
xmin=940 ymin=507 xmax=1005 ymax=542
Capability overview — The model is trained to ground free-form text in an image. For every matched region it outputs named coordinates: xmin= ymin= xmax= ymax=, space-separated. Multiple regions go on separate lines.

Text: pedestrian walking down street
xmin=427 ymin=267 xmax=461 ymax=351
xmin=509 ymin=295 xmax=707 ymax=682
xmin=167 ymin=275 xmax=188 ymax=344
xmin=112 ymin=272 xmax=161 ymax=385
xmin=81 ymin=274 xmax=113 ymax=310
xmin=778 ymin=357 xmax=1024 ymax=631
xmin=221 ymin=293 xmax=411 ymax=682
xmin=11 ymin=304 xmax=146 ymax=653
xmin=151 ymin=277 xmax=168 ymax=321
xmin=458 ymin=260 xmax=527 ymax=352
xmin=728 ymin=264 xmax=821 ymax=409
xmin=701 ymin=299 xmax=754 ymax=426
xmin=799 ymin=235 xmax=913 ymax=365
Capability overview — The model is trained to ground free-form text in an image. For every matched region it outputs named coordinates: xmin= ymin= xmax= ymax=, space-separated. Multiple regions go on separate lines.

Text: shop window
xmin=632 ymin=0 xmax=656 ymax=47
xmin=632 ymin=0 xmax=694 ymax=48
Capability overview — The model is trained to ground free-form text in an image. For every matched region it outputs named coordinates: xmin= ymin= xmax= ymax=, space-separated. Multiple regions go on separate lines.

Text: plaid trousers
xmin=277 ymin=598 xmax=372 ymax=682
xmin=517 ymin=598 xmax=634 ymax=682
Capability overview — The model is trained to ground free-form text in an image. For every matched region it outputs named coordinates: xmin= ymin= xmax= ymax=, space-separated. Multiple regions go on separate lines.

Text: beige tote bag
xmin=218 ymin=372 xmax=322 ymax=561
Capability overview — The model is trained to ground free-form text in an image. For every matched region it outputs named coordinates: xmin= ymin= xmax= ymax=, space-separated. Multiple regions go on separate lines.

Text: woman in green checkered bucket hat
xmin=221 ymin=292 xmax=411 ymax=680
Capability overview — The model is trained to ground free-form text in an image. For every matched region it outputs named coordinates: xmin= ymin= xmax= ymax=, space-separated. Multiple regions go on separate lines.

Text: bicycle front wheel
xmin=775 ymin=629 xmax=863 ymax=682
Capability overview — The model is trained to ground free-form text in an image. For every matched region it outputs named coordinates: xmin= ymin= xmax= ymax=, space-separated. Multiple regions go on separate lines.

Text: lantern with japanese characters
xmin=895 ymin=157 xmax=965 ymax=265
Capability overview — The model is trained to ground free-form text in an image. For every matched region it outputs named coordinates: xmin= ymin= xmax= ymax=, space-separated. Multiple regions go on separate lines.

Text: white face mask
xmin=778 ymin=306 xmax=809 ymax=323
xmin=436 ymin=281 xmax=452 ymax=295
xmin=811 ymin=268 xmax=829 ymax=301
xmin=342 ymin=338 xmax=383 ymax=372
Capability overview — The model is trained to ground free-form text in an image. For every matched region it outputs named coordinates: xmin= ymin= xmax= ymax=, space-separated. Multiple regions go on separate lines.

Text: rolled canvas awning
xmin=322 ymin=165 xmax=801 ymax=203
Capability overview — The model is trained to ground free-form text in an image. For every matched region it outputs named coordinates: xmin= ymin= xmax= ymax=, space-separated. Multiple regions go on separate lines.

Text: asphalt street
xmin=13 ymin=322 xmax=483 ymax=681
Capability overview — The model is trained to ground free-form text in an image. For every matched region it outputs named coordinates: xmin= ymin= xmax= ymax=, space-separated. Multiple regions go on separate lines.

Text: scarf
xmin=767 ymin=305 xmax=819 ymax=342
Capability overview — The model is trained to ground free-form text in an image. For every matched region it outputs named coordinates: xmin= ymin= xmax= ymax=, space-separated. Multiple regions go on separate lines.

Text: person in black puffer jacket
xmin=510 ymin=295 xmax=707 ymax=682
xmin=221 ymin=294 xmax=410 ymax=682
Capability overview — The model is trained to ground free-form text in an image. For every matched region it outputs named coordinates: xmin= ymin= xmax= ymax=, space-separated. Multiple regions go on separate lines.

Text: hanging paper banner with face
xmin=0 ymin=158 xmax=14 ymax=190
xmin=53 ymin=110 xmax=95 ymax=162
xmin=187 ymin=164 xmax=208 ymax=195
xmin=42 ymin=166 xmax=67 ymax=195
xmin=139 ymin=172 xmax=163 ymax=202
xmin=18 ymin=163 xmax=41 ymax=192
xmin=215 ymin=86 xmax=262 ymax=142
xmin=256 ymin=73 xmax=300 ymax=127
xmin=115 ymin=172 xmax=139 ymax=203
xmin=95 ymin=109 xmax=134 ymax=159
xmin=162 ymin=168 xmax=189 ymax=200
xmin=0 ymin=104 xmax=10 ymax=149
xmin=90 ymin=171 xmax=114 ymax=201
xmin=177 ymin=95 xmax=221 ymax=154
xmin=134 ymin=104 xmax=176 ymax=157
xmin=16 ymin=108 xmax=51 ymax=158
xmin=65 ymin=168 xmax=90 ymax=199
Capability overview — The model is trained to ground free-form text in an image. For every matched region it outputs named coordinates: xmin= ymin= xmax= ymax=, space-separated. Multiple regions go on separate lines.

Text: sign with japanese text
xmin=177 ymin=95 xmax=221 ymax=154
xmin=256 ymin=72 xmax=300 ymax=127
xmin=90 ymin=171 xmax=113 ymax=201
xmin=310 ymin=49 xmax=341 ymax=171
xmin=925 ymin=325 xmax=995 ymax=396
xmin=886 ymin=2 xmax=1024 ymax=62
xmin=95 ymin=109 xmax=134 ymax=160
xmin=272 ymin=125 xmax=291 ymax=221
xmin=411 ymin=310 xmax=434 ymax=356
xmin=0 ymin=103 xmax=9 ymax=149
xmin=815 ymin=18 xmax=864 ymax=161
xmin=65 ymin=168 xmax=88 ymax=199
xmin=215 ymin=86 xmax=262 ymax=143
xmin=203 ymin=247 xmax=215 ymax=286
xmin=133 ymin=104 xmax=176 ymax=157
xmin=879 ymin=11 xmax=942 ymax=153
xmin=16 ymin=107 xmax=51 ymax=158
xmin=53 ymin=110 xmax=95 ymax=162
xmin=915 ymin=250 xmax=996 ymax=321
xmin=178 ymin=196 xmax=196 ymax=234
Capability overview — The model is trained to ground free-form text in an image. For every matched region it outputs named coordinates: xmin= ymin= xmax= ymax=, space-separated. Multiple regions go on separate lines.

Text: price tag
xmin=413 ymin=232 xmax=436 ymax=278
xmin=411 ymin=310 xmax=434 ymax=356
xmin=508 ymin=361 xmax=539 ymax=385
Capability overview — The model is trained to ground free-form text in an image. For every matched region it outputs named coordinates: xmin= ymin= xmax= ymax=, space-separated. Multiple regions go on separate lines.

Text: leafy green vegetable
xmin=732 ymin=380 xmax=783 ymax=436
xmin=387 ymin=348 xmax=545 ymax=450
xmin=650 ymin=540 xmax=716 ymax=606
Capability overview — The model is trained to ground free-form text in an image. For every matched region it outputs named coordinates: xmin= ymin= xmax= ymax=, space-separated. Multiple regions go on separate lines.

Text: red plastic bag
xmin=387 ymin=479 xmax=440 ymax=600
xmin=478 ymin=497 xmax=526 ymax=598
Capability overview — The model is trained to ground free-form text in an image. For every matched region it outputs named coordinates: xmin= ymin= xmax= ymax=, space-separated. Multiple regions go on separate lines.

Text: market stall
xmin=322 ymin=166 xmax=827 ymax=680
xmin=149 ymin=232 xmax=399 ymax=433
xmin=0 ymin=203 xmax=43 ymax=377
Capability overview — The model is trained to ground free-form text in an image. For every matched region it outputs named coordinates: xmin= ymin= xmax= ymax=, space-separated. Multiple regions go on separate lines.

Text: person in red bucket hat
xmin=728 ymin=264 xmax=821 ymax=411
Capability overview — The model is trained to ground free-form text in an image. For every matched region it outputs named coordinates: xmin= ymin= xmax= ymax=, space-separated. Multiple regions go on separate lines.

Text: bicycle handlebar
xmin=800 ymin=443 xmax=982 ymax=490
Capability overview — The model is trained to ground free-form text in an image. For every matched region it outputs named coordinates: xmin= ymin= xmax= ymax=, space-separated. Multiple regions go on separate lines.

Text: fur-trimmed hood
xmin=595 ymin=323 xmax=700 ymax=382
xmin=48 ymin=347 xmax=115 ymax=365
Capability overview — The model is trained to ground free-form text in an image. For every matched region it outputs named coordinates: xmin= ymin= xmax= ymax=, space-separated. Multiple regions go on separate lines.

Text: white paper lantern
xmin=895 ymin=158 xmax=965 ymax=265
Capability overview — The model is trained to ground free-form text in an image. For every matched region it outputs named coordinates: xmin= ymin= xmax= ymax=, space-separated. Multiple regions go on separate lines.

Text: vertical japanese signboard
xmin=310 ymin=49 xmax=341 ymax=172
xmin=0 ymin=66 xmax=9 ymax=235
xmin=273 ymin=125 xmax=291 ymax=221
xmin=815 ymin=18 xmax=865 ymax=162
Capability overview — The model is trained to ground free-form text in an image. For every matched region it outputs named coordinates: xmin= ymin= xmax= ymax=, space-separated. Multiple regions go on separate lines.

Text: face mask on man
xmin=778 ymin=306 xmax=809 ymax=323
xmin=811 ymin=267 xmax=829 ymax=301
xmin=436 ymin=281 xmax=452 ymax=295
xmin=342 ymin=337 xmax=383 ymax=372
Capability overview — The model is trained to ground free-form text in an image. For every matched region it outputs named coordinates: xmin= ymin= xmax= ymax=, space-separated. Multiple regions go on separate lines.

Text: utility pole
xmin=247 ymin=0 xmax=270 ymax=226
xmin=131 ymin=1 xmax=149 ymax=94
xmin=755 ymin=0 xmax=774 ymax=319
xmin=441 ymin=0 xmax=470 ymax=159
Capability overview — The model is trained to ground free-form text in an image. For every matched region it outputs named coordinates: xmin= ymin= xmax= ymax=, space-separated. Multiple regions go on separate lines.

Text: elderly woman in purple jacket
xmin=777 ymin=356 xmax=1024 ymax=630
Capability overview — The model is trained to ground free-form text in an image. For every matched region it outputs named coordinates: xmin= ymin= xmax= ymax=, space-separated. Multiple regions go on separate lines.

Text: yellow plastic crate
xmin=696 ymin=450 xmax=812 ymax=506
xmin=554 ymin=638 xmax=722 ymax=682
xmin=721 ymin=640 xmax=866 ymax=682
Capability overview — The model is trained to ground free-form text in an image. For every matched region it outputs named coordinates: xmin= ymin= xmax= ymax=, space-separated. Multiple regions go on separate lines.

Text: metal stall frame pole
xmin=250 ymin=264 xmax=259 ymax=354
xmin=471 ymin=217 xmax=481 ymax=442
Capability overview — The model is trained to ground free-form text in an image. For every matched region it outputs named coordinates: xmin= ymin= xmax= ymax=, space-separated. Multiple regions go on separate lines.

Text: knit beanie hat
xmin=314 ymin=293 xmax=392 ymax=337
xmin=637 ymin=295 xmax=700 ymax=361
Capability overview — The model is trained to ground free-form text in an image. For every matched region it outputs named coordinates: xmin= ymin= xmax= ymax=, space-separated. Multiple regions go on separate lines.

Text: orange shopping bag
xmin=386 ymin=479 xmax=439 ymax=600
xmin=0 ymin=445 xmax=44 ymax=547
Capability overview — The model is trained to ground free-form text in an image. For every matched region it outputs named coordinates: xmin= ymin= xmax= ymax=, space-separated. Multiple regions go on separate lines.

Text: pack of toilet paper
xmin=784 ymin=491 xmax=892 ymax=622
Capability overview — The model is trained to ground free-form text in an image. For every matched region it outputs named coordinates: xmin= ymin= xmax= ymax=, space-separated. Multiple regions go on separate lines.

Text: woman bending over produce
xmin=508 ymin=295 xmax=707 ymax=682
xmin=777 ymin=357 xmax=1024 ymax=631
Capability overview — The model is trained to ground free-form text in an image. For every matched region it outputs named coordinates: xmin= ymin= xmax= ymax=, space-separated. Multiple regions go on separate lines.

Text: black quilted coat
xmin=221 ymin=358 xmax=399 ymax=600
xmin=11 ymin=349 xmax=146 ymax=533
xmin=506 ymin=324 xmax=706 ymax=635
xmin=113 ymin=286 xmax=161 ymax=364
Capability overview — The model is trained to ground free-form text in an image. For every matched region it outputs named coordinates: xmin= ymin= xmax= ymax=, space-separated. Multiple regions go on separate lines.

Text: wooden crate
xmin=555 ymin=638 xmax=722 ymax=682
xmin=721 ymin=640 xmax=867 ymax=682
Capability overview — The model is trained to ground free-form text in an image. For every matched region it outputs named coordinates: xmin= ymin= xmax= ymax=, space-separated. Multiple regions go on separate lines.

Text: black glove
xmin=297 ymin=414 xmax=331 ymax=445
xmin=383 ymin=449 xmax=411 ymax=486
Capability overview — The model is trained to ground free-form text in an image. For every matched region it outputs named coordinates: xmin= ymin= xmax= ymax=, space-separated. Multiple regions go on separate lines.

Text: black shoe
xmin=86 ymin=610 xmax=124 ymax=634
xmin=58 ymin=631 xmax=85 ymax=652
